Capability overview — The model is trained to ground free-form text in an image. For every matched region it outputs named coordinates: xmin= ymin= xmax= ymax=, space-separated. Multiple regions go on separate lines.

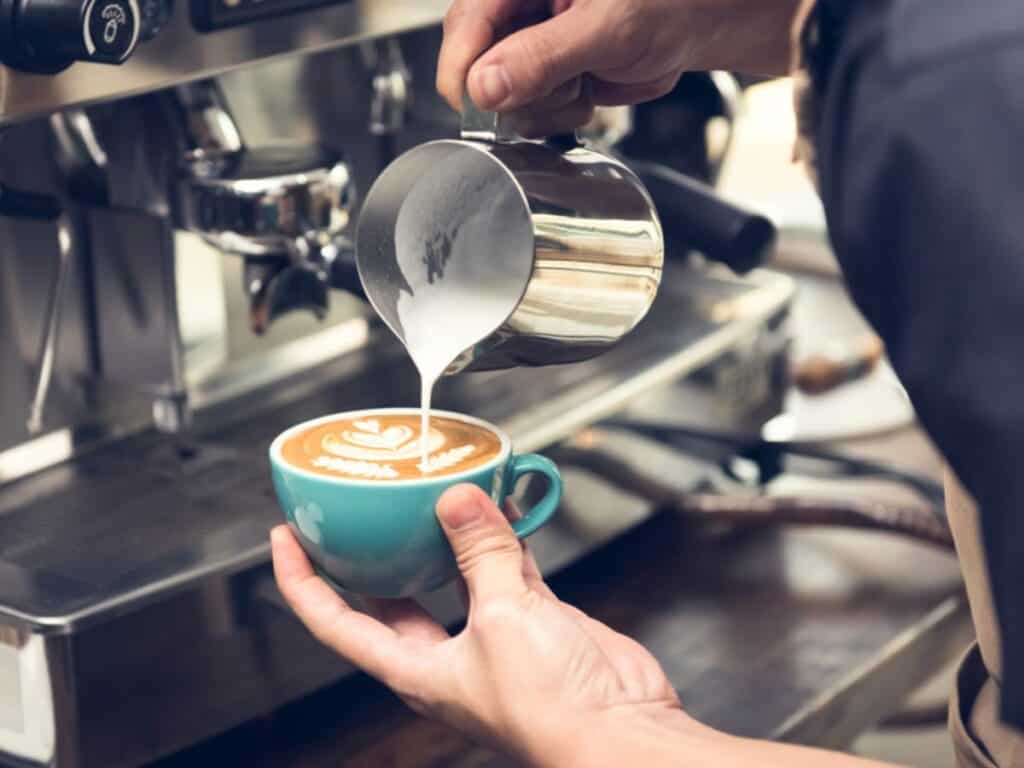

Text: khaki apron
xmin=789 ymin=3 xmax=1024 ymax=764
xmin=945 ymin=475 xmax=1024 ymax=767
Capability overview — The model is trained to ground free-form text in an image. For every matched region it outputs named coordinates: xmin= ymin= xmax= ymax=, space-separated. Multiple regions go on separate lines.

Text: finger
xmin=526 ymin=76 xmax=584 ymax=111
xmin=506 ymin=95 xmax=596 ymax=139
xmin=468 ymin=6 xmax=604 ymax=111
xmin=270 ymin=526 xmax=417 ymax=686
xmin=437 ymin=0 xmax=546 ymax=111
xmin=361 ymin=597 xmax=450 ymax=644
xmin=590 ymin=71 xmax=682 ymax=106
xmin=436 ymin=484 xmax=527 ymax=602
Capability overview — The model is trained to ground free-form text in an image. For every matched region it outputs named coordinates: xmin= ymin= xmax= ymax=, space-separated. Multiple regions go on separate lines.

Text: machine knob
xmin=0 ymin=0 xmax=140 ymax=73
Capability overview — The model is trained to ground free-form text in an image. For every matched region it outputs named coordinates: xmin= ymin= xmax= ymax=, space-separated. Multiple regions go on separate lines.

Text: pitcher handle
xmin=460 ymin=81 xmax=580 ymax=149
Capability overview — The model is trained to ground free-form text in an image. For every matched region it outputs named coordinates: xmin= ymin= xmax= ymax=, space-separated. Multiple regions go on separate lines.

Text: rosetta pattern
xmin=313 ymin=455 xmax=399 ymax=480
xmin=323 ymin=419 xmax=444 ymax=463
xmin=420 ymin=445 xmax=476 ymax=474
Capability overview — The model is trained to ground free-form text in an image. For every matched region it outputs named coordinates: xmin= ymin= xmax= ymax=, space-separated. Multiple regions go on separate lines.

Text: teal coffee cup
xmin=269 ymin=408 xmax=562 ymax=597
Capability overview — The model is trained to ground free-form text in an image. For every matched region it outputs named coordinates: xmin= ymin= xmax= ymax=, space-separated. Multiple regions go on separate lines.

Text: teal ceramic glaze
xmin=269 ymin=409 xmax=561 ymax=597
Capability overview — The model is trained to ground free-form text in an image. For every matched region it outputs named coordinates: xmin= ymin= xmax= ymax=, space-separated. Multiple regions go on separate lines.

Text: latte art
xmin=321 ymin=419 xmax=445 ymax=463
xmin=281 ymin=413 xmax=503 ymax=481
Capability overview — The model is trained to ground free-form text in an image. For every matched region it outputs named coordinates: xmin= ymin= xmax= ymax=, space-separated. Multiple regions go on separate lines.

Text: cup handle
xmin=507 ymin=454 xmax=562 ymax=539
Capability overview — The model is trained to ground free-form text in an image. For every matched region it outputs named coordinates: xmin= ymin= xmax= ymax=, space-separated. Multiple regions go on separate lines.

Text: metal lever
xmin=27 ymin=214 xmax=74 ymax=435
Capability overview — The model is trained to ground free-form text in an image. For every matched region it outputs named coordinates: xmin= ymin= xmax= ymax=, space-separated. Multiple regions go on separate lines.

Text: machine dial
xmin=0 ymin=0 xmax=141 ymax=73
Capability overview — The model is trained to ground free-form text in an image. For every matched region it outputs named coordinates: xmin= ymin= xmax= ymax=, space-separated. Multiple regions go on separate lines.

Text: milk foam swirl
xmin=312 ymin=418 xmax=477 ymax=476
xmin=321 ymin=418 xmax=445 ymax=462
xmin=282 ymin=413 xmax=501 ymax=481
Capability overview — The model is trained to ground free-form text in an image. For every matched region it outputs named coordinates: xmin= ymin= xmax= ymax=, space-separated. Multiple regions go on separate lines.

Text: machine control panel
xmin=0 ymin=0 xmax=142 ymax=72
xmin=190 ymin=0 xmax=350 ymax=32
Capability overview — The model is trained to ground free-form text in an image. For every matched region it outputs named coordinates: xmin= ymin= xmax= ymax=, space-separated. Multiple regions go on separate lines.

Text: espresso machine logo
xmin=84 ymin=0 xmax=138 ymax=60
xmin=101 ymin=4 xmax=126 ymax=43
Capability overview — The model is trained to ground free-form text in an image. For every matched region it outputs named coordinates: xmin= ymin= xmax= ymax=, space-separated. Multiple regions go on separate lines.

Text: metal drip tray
xmin=0 ymin=266 xmax=793 ymax=632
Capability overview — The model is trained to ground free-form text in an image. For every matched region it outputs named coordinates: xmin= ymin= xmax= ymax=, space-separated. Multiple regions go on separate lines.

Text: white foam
xmin=321 ymin=419 xmax=444 ymax=463
xmin=418 ymin=444 xmax=476 ymax=474
xmin=312 ymin=455 xmax=400 ymax=480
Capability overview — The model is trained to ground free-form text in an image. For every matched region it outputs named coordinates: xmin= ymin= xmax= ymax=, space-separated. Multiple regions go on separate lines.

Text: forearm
xmin=691 ymin=0 xmax=806 ymax=76
xmin=538 ymin=709 xmax=899 ymax=768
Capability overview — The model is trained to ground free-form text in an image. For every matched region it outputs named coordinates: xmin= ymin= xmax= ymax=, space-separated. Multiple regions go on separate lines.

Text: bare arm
xmin=563 ymin=710 xmax=898 ymax=768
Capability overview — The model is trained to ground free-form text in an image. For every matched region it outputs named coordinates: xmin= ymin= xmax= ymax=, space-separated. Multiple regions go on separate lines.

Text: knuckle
xmin=456 ymin=532 xmax=521 ymax=573
xmin=613 ymin=5 xmax=651 ymax=56
xmin=510 ymin=32 xmax=555 ymax=93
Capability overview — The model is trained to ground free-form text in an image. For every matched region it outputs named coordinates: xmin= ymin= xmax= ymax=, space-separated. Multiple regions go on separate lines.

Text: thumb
xmin=468 ymin=7 xmax=601 ymax=111
xmin=436 ymin=484 xmax=526 ymax=601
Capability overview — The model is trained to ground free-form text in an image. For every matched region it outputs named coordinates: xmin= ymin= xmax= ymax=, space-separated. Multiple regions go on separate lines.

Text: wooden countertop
xmin=150 ymin=425 xmax=970 ymax=767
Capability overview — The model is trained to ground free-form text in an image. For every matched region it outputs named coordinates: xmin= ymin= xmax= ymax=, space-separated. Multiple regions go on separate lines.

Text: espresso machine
xmin=0 ymin=4 xmax=794 ymax=765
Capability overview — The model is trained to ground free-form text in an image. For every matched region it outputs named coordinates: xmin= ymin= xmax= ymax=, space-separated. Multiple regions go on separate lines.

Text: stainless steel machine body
xmin=0 ymin=3 xmax=795 ymax=765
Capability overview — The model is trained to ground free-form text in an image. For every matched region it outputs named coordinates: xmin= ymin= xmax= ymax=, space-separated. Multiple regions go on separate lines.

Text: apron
xmin=789 ymin=3 xmax=1024 ymax=764
xmin=946 ymin=474 xmax=1024 ymax=767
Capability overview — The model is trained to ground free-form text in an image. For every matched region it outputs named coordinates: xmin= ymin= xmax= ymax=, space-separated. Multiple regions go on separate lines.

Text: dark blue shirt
xmin=813 ymin=0 xmax=1024 ymax=728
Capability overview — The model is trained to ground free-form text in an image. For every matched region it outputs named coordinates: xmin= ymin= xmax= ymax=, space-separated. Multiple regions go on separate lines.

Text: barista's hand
xmin=272 ymin=488 xmax=896 ymax=767
xmin=270 ymin=485 xmax=703 ymax=766
xmin=437 ymin=0 xmax=801 ymax=136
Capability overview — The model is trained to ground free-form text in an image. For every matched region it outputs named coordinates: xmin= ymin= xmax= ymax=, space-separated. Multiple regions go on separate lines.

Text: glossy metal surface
xmin=173 ymin=80 xmax=360 ymax=333
xmin=0 ymin=0 xmax=450 ymax=126
xmin=181 ymin=149 xmax=355 ymax=256
xmin=26 ymin=217 xmax=74 ymax=436
xmin=0 ymin=265 xmax=792 ymax=767
xmin=0 ymin=36 xmax=402 ymax=471
xmin=0 ymin=267 xmax=791 ymax=632
xmin=176 ymin=80 xmax=356 ymax=257
xmin=357 ymin=113 xmax=664 ymax=373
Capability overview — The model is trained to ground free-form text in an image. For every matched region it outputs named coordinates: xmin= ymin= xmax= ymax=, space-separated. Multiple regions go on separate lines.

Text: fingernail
xmin=438 ymin=488 xmax=486 ymax=530
xmin=474 ymin=65 xmax=510 ymax=108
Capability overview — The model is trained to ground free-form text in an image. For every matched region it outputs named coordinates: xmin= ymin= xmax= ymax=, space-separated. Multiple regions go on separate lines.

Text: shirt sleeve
xmin=808 ymin=0 xmax=1024 ymax=729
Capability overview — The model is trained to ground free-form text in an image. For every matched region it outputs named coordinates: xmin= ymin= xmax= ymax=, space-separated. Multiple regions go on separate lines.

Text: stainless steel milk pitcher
xmin=355 ymin=97 xmax=664 ymax=374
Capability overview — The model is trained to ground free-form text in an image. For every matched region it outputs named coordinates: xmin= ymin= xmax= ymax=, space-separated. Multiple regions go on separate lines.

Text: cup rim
xmin=269 ymin=408 xmax=512 ymax=487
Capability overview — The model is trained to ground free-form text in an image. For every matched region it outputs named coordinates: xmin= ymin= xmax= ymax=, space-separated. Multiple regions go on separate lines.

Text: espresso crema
xmin=280 ymin=413 xmax=503 ymax=481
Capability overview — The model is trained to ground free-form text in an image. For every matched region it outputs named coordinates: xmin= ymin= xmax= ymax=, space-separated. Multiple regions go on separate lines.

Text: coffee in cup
xmin=279 ymin=412 xmax=502 ymax=481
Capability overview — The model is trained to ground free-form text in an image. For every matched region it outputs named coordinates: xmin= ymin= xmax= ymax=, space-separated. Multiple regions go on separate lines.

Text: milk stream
xmin=420 ymin=378 xmax=431 ymax=470
xmin=389 ymin=150 xmax=534 ymax=474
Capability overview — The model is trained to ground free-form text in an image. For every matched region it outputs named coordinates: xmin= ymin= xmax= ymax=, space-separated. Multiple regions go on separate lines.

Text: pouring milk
xmin=391 ymin=151 xmax=533 ymax=470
